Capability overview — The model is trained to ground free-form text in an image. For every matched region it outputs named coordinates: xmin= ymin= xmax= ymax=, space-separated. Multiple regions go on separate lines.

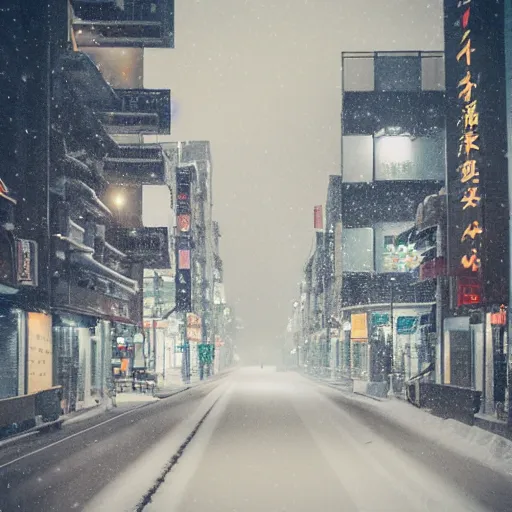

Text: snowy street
xmin=2 ymin=368 xmax=512 ymax=511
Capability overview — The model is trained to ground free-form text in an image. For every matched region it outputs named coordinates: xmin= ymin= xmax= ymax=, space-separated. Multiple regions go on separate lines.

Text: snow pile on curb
xmin=368 ymin=396 xmax=512 ymax=476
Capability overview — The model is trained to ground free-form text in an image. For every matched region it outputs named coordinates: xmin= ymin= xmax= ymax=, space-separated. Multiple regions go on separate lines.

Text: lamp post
xmin=388 ymin=277 xmax=396 ymax=398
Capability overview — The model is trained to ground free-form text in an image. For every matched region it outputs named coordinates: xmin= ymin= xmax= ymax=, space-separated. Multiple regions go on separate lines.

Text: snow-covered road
xmin=6 ymin=367 xmax=512 ymax=511
xmin=141 ymin=367 xmax=508 ymax=512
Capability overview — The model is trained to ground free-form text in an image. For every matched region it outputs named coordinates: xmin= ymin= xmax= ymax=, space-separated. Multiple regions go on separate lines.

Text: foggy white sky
xmin=144 ymin=0 xmax=444 ymax=357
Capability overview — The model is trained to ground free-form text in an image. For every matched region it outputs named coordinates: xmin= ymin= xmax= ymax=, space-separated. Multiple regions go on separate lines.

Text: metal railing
xmin=342 ymin=51 xmax=445 ymax=93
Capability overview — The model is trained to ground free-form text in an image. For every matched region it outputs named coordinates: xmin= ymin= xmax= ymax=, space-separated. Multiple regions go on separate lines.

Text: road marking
xmin=0 ymin=390 xmax=191 ymax=471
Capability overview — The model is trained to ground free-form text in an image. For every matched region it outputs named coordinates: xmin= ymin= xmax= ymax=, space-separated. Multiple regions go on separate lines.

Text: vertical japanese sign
xmin=314 ymin=205 xmax=323 ymax=230
xmin=175 ymin=166 xmax=193 ymax=312
xmin=444 ymin=0 xmax=508 ymax=305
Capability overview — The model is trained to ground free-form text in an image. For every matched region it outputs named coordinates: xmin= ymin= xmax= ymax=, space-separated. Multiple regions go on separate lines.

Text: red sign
xmin=178 ymin=249 xmax=190 ymax=269
xmin=457 ymin=277 xmax=482 ymax=307
xmin=490 ymin=310 xmax=506 ymax=326
xmin=314 ymin=205 xmax=323 ymax=230
xmin=177 ymin=214 xmax=190 ymax=233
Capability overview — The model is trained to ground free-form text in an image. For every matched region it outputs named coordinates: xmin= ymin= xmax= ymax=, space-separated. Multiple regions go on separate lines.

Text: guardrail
xmin=407 ymin=381 xmax=481 ymax=425
xmin=0 ymin=386 xmax=63 ymax=440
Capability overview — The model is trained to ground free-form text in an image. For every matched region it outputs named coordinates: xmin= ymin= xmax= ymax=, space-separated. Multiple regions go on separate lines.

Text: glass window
xmin=375 ymin=131 xmax=445 ymax=181
xmin=375 ymin=222 xmax=420 ymax=273
xmin=343 ymin=136 xmax=373 ymax=182
xmin=421 ymin=54 xmax=445 ymax=91
xmin=342 ymin=228 xmax=374 ymax=272
xmin=342 ymin=55 xmax=374 ymax=91
xmin=375 ymin=56 xmax=421 ymax=92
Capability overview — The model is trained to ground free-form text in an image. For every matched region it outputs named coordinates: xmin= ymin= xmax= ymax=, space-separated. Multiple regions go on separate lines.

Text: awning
xmin=395 ymin=226 xmax=417 ymax=246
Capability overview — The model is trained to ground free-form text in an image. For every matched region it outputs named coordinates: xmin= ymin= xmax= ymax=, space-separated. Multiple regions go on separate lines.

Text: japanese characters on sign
xmin=455 ymin=0 xmax=483 ymax=278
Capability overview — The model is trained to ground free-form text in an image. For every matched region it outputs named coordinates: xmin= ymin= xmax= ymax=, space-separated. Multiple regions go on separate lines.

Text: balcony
xmin=341 ymin=52 xmax=445 ymax=135
xmin=109 ymin=227 xmax=171 ymax=268
xmin=341 ymin=181 xmax=443 ymax=228
xmin=112 ymin=89 xmax=171 ymax=134
xmin=341 ymin=273 xmax=435 ymax=308
xmin=72 ymin=0 xmax=174 ymax=48
xmin=104 ymin=144 xmax=165 ymax=185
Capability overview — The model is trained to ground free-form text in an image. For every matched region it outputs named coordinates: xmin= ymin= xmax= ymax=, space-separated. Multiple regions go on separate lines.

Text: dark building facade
xmin=0 ymin=0 xmax=173 ymax=412
xmin=442 ymin=0 xmax=509 ymax=417
xmin=338 ymin=51 xmax=445 ymax=390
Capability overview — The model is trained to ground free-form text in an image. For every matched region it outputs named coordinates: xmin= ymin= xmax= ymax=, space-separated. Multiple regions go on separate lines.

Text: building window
xmin=375 ymin=222 xmax=420 ymax=273
xmin=375 ymin=56 xmax=421 ymax=92
xmin=342 ymin=135 xmax=373 ymax=182
xmin=374 ymin=131 xmax=445 ymax=181
xmin=342 ymin=228 xmax=374 ymax=272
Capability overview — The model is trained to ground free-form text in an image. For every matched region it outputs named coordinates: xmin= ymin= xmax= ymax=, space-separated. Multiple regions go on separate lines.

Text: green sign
xmin=175 ymin=344 xmax=186 ymax=353
xmin=396 ymin=316 xmax=418 ymax=335
xmin=372 ymin=313 xmax=390 ymax=327
xmin=198 ymin=343 xmax=214 ymax=364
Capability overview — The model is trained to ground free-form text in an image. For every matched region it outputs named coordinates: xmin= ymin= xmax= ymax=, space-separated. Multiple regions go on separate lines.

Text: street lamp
xmin=388 ymin=277 xmax=396 ymax=398
xmin=113 ymin=193 xmax=125 ymax=223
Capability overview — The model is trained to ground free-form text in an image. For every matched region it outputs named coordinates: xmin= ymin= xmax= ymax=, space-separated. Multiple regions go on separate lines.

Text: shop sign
xmin=27 ymin=312 xmax=52 ymax=393
xmin=178 ymin=249 xmax=190 ymax=270
xmin=382 ymin=241 xmax=420 ymax=273
xmin=457 ymin=277 xmax=481 ymax=306
xmin=16 ymin=239 xmax=38 ymax=286
xmin=186 ymin=313 xmax=202 ymax=342
xmin=372 ymin=313 xmax=390 ymax=327
xmin=198 ymin=343 xmax=214 ymax=363
xmin=445 ymin=0 xmax=508 ymax=304
xmin=350 ymin=313 xmax=368 ymax=341
xmin=177 ymin=214 xmax=191 ymax=233
xmin=176 ymin=166 xmax=192 ymax=215
xmin=396 ymin=316 xmax=418 ymax=335
xmin=490 ymin=305 xmax=507 ymax=326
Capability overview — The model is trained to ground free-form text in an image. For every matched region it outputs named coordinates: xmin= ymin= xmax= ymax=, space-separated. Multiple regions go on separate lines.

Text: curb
xmin=0 ymin=419 xmax=64 ymax=449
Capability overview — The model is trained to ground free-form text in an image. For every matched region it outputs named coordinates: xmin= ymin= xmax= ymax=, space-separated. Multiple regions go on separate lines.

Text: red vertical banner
xmin=314 ymin=205 xmax=323 ymax=230
xmin=178 ymin=249 xmax=191 ymax=269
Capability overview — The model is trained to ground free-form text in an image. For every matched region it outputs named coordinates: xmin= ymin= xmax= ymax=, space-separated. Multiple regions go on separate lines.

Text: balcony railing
xmin=104 ymin=144 xmax=165 ymax=185
xmin=342 ymin=51 xmax=445 ymax=93
xmin=341 ymin=272 xmax=435 ymax=308
xmin=72 ymin=0 xmax=174 ymax=48
xmin=110 ymin=227 xmax=171 ymax=268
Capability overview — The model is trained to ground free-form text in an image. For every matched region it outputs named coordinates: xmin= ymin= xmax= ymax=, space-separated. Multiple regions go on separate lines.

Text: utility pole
xmin=504 ymin=0 xmax=512 ymax=428
xmin=388 ymin=277 xmax=396 ymax=398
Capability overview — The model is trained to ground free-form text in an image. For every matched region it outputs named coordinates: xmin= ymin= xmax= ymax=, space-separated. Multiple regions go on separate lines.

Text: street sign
xmin=372 ymin=313 xmax=390 ymax=327
xmin=396 ymin=316 xmax=418 ymax=335
xmin=198 ymin=343 xmax=214 ymax=364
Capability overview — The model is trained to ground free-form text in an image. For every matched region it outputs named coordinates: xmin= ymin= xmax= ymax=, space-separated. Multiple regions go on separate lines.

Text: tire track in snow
xmin=136 ymin=396 xmax=221 ymax=511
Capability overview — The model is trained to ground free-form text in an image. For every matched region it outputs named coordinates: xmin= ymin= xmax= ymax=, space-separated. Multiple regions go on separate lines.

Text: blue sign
xmin=396 ymin=316 xmax=418 ymax=335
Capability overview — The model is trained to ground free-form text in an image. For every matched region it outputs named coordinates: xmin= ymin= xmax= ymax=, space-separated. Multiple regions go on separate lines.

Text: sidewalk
xmin=307 ymin=372 xmax=512 ymax=475
xmin=0 ymin=366 xmax=238 ymax=449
